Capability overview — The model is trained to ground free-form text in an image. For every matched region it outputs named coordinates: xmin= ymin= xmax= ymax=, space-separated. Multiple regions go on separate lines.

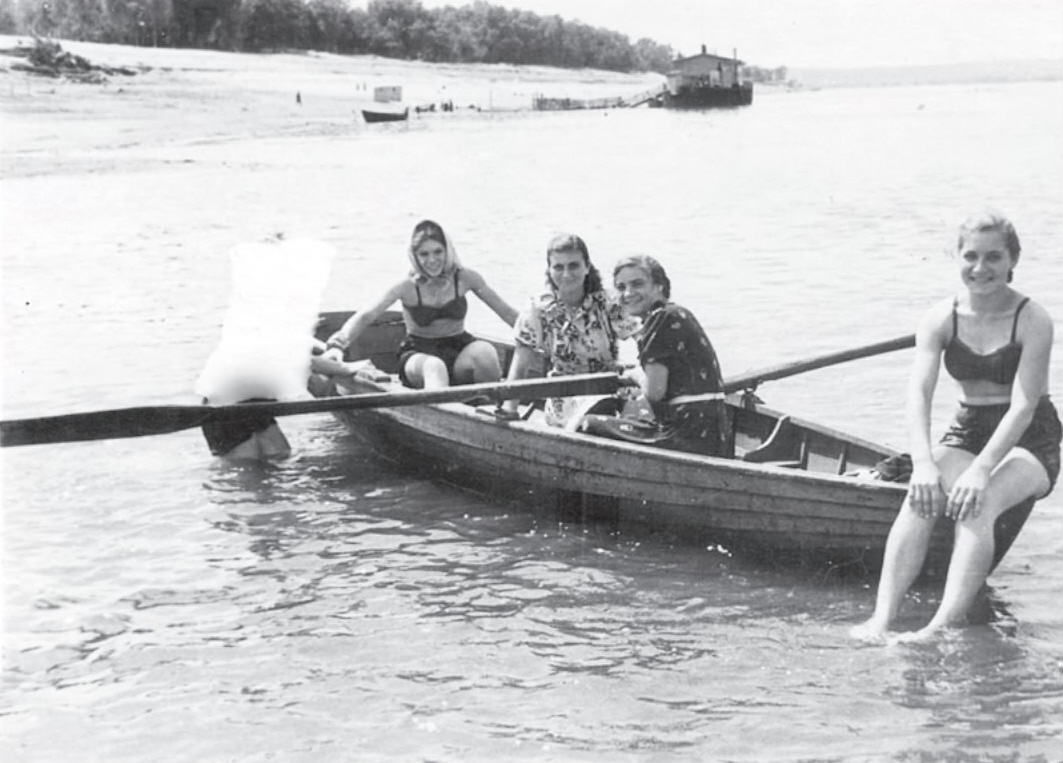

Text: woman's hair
xmin=612 ymin=255 xmax=671 ymax=299
xmin=957 ymin=210 xmax=1021 ymax=258
xmin=546 ymin=233 xmax=603 ymax=294
xmin=408 ymin=219 xmax=461 ymax=280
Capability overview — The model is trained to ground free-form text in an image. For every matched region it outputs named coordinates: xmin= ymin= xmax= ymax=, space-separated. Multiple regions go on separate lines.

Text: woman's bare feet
xmin=849 ymin=617 xmax=891 ymax=641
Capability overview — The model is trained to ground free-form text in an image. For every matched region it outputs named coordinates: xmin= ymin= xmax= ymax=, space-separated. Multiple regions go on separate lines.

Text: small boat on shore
xmin=361 ymin=107 xmax=409 ymax=124
xmin=314 ymin=310 xmax=1033 ymax=577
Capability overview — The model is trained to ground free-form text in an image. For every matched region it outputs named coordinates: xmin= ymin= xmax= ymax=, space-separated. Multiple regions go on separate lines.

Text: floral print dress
xmin=514 ymin=289 xmax=638 ymax=426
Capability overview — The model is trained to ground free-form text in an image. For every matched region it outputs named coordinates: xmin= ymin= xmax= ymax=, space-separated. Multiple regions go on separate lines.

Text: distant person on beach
xmin=322 ymin=220 xmax=517 ymax=389
xmin=851 ymin=210 xmax=1060 ymax=642
xmin=579 ymin=255 xmax=730 ymax=457
xmin=499 ymin=233 xmax=638 ymax=427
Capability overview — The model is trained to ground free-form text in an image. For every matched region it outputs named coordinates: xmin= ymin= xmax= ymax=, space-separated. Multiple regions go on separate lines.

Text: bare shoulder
xmin=1017 ymin=295 xmax=1055 ymax=336
xmin=384 ymin=278 xmax=417 ymax=304
xmin=917 ymin=296 xmax=954 ymax=339
xmin=458 ymin=267 xmax=487 ymax=290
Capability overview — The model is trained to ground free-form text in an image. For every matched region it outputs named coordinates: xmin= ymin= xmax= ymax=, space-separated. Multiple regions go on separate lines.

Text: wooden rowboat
xmin=315 ymin=310 xmax=1033 ymax=577
xmin=361 ymin=107 xmax=409 ymax=123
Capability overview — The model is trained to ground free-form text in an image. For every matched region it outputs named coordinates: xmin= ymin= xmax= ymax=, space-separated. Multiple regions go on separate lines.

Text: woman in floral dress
xmin=500 ymin=233 xmax=638 ymax=427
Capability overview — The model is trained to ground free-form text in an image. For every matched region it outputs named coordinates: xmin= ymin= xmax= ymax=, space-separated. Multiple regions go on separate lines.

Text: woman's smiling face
xmin=414 ymin=238 xmax=447 ymax=278
xmin=548 ymin=248 xmax=589 ymax=297
xmin=614 ymin=264 xmax=665 ymax=318
xmin=958 ymin=229 xmax=1016 ymax=294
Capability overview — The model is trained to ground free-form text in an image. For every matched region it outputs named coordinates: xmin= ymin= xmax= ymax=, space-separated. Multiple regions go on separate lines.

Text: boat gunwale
xmin=331 ymin=373 xmax=908 ymax=497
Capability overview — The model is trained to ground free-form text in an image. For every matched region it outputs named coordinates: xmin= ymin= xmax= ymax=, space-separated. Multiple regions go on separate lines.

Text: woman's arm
xmin=463 ymin=269 xmax=518 ymax=327
xmin=906 ymin=303 xmax=948 ymax=517
xmin=499 ymin=344 xmax=538 ymax=415
xmin=641 ymin=362 xmax=670 ymax=404
xmin=323 ymin=281 xmax=407 ymax=359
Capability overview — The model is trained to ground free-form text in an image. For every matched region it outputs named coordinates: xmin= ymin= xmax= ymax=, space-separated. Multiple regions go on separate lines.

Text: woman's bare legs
xmin=850 ymin=447 xmax=971 ymax=640
xmin=403 ymin=353 xmax=450 ymax=389
xmin=452 ymin=340 xmax=503 ymax=385
xmin=897 ymin=451 xmax=1048 ymax=641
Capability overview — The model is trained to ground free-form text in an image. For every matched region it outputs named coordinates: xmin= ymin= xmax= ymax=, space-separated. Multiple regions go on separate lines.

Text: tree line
xmin=0 ymin=0 xmax=678 ymax=73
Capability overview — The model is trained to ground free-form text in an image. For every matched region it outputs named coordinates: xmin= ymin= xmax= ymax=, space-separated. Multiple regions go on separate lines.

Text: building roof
xmin=674 ymin=49 xmax=745 ymax=66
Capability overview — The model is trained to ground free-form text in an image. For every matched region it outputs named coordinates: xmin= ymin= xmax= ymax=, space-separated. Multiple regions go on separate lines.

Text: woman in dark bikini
xmin=323 ymin=220 xmax=517 ymax=388
xmin=852 ymin=211 xmax=1060 ymax=642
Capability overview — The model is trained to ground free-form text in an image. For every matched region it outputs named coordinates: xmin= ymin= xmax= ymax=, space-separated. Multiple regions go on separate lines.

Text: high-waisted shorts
xmin=397 ymin=332 xmax=477 ymax=386
xmin=200 ymin=397 xmax=277 ymax=456
xmin=939 ymin=395 xmax=1061 ymax=495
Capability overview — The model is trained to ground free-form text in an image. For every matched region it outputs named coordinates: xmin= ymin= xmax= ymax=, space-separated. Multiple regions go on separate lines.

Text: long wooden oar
xmin=0 ymin=372 xmax=621 ymax=448
xmin=670 ymin=333 xmax=916 ymax=405
xmin=722 ymin=333 xmax=915 ymax=393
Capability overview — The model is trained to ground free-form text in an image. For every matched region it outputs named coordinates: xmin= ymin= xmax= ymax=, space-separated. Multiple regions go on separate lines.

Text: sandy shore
xmin=0 ymin=35 xmax=661 ymax=174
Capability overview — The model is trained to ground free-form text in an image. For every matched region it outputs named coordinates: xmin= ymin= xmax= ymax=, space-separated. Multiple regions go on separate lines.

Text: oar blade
xmin=0 ymin=405 xmax=212 ymax=448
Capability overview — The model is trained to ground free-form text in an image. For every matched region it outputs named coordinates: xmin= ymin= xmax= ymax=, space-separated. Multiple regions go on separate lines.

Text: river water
xmin=2 ymin=81 xmax=1062 ymax=762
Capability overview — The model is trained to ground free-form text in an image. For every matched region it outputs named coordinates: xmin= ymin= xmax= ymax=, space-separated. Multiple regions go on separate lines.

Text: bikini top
xmin=943 ymin=297 xmax=1028 ymax=385
xmin=404 ymin=270 xmax=468 ymax=328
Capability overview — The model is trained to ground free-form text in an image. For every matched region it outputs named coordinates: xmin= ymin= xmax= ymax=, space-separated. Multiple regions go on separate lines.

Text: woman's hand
xmin=617 ymin=368 xmax=642 ymax=400
xmin=907 ymin=462 xmax=946 ymax=519
xmin=945 ymin=463 xmax=991 ymax=521
xmin=321 ymin=347 xmax=345 ymax=363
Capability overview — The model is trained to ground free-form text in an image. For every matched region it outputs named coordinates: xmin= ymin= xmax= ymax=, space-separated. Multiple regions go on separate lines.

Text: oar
xmin=0 ymin=372 xmax=621 ymax=448
xmin=722 ymin=333 xmax=915 ymax=393
xmin=669 ymin=333 xmax=916 ymax=405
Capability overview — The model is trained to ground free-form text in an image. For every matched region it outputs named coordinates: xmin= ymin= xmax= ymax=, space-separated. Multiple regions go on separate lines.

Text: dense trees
xmin=0 ymin=0 xmax=676 ymax=73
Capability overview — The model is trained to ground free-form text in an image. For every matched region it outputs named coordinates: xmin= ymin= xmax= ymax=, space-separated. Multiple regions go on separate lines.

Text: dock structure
xmin=531 ymin=43 xmax=754 ymax=112
xmin=531 ymin=83 xmax=667 ymax=111
xmin=619 ymin=83 xmax=668 ymax=107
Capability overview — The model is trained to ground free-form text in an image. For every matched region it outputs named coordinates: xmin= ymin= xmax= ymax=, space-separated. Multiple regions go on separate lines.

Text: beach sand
xmin=0 ymin=35 xmax=661 ymax=177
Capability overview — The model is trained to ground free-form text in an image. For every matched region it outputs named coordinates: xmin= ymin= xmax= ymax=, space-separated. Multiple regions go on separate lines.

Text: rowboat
xmin=0 ymin=306 xmax=1034 ymax=577
xmin=361 ymin=107 xmax=409 ymax=123
xmin=314 ymin=310 xmax=1034 ymax=577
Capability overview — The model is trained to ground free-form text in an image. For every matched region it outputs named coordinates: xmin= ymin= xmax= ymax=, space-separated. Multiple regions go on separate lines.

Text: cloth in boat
xmin=939 ymin=394 xmax=1061 ymax=494
xmin=513 ymin=289 xmax=638 ymax=427
xmin=579 ymin=301 xmax=729 ymax=457
xmin=396 ymin=331 xmax=478 ymax=387
xmin=870 ymin=453 xmax=913 ymax=482
xmin=200 ymin=397 xmax=278 ymax=456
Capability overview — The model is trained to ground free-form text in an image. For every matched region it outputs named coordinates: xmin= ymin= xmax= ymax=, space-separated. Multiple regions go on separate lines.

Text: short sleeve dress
xmin=514 ymin=289 xmax=638 ymax=426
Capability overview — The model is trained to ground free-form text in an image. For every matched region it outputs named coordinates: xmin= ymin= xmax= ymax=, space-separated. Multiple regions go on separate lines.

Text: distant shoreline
xmin=788 ymin=58 xmax=1062 ymax=89
xmin=2 ymin=35 xmax=1058 ymax=96
xmin=1 ymin=35 xmax=1059 ymax=171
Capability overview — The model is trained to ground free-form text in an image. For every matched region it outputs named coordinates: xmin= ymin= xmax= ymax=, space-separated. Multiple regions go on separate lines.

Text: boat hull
xmin=362 ymin=108 xmax=409 ymax=123
xmin=332 ymin=394 xmax=915 ymax=572
xmin=664 ymin=83 xmax=754 ymax=108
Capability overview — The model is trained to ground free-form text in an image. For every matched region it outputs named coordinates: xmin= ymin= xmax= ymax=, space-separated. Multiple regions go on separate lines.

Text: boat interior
xmin=315 ymin=310 xmax=895 ymax=478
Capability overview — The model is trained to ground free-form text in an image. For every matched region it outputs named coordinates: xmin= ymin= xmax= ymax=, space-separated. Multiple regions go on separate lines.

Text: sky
xmin=358 ymin=0 xmax=1063 ymax=69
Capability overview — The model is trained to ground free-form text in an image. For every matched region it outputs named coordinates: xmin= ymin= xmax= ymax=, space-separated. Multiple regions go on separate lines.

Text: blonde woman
xmin=324 ymin=220 xmax=517 ymax=388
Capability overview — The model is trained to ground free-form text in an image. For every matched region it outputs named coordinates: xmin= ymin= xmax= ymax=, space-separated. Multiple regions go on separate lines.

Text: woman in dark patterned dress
xmin=581 ymin=255 xmax=730 ymax=457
